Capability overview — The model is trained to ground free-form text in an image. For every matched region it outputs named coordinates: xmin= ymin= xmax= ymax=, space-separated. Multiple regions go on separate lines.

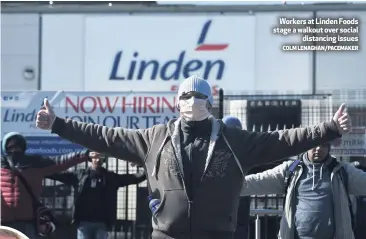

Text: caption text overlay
xmin=273 ymin=17 xmax=360 ymax=52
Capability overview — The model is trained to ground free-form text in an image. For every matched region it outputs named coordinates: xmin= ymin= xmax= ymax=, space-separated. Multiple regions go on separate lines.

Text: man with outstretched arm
xmin=48 ymin=151 xmax=146 ymax=239
xmin=35 ymin=75 xmax=351 ymax=239
xmin=241 ymin=142 xmax=366 ymax=239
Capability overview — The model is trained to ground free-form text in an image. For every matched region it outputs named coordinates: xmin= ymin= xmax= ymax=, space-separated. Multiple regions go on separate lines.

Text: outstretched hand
xmin=332 ymin=103 xmax=352 ymax=135
xmin=36 ymin=98 xmax=56 ymax=130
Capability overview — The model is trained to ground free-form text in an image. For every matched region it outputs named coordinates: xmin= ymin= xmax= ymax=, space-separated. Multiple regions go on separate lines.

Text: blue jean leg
xmin=95 ymin=224 xmax=109 ymax=239
xmin=77 ymin=222 xmax=95 ymax=239
xmin=77 ymin=222 xmax=109 ymax=239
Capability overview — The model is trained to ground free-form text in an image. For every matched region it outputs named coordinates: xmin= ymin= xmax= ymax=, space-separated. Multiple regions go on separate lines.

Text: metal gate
xmin=41 ymin=160 xmax=150 ymax=239
xmin=218 ymin=89 xmax=334 ymax=129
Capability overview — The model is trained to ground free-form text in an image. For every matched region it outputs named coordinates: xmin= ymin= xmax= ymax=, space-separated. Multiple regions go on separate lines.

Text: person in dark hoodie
xmin=35 ymin=75 xmax=352 ymax=239
xmin=0 ymin=132 xmax=92 ymax=239
xmin=48 ymin=152 xmax=146 ymax=239
xmin=222 ymin=116 xmax=250 ymax=239
xmin=241 ymin=142 xmax=366 ymax=239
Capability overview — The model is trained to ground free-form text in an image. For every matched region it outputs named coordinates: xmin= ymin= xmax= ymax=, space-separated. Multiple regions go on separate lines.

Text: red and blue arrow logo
xmin=195 ymin=20 xmax=229 ymax=51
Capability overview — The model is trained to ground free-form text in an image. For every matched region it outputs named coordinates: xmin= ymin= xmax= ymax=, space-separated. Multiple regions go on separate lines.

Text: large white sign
xmin=41 ymin=15 xmax=256 ymax=94
xmin=84 ymin=15 xmax=255 ymax=94
xmin=40 ymin=13 xmax=366 ymax=94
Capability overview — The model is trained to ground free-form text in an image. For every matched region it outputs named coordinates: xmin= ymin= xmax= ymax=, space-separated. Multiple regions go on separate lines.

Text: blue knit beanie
xmin=222 ymin=116 xmax=242 ymax=130
xmin=177 ymin=75 xmax=213 ymax=106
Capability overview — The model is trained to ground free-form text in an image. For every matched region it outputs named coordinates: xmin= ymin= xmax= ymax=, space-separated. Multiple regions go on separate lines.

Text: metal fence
xmin=42 ymin=169 xmax=284 ymax=239
xmin=41 ymin=160 xmax=149 ymax=239
xmin=218 ymin=88 xmax=366 ymax=239
xmin=218 ymin=89 xmax=334 ymax=128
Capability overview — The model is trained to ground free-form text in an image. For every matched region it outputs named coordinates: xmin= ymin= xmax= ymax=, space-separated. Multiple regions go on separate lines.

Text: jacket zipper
xmin=11 ymin=172 xmax=16 ymax=221
xmin=167 ymin=135 xmax=193 ymax=238
xmin=188 ymin=143 xmax=193 ymax=239
xmin=174 ymin=159 xmax=192 ymax=239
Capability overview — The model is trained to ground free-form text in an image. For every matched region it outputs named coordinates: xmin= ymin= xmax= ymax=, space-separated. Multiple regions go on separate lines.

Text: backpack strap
xmin=283 ymin=159 xmax=302 ymax=209
xmin=222 ymin=134 xmax=244 ymax=178
xmin=284 ymin=159 xmax=302 ymax=191
xmin=327 ymin=158 xmax=355 ymax=230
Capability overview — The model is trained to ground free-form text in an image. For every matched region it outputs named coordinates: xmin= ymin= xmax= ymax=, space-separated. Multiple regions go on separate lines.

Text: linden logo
xmin=0 ymin=226 xmax=29 ymax=239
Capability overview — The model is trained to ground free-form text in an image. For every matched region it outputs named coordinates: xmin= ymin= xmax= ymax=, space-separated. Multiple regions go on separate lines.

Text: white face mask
xmin=178 ymin=97 xmax=211 ymax=121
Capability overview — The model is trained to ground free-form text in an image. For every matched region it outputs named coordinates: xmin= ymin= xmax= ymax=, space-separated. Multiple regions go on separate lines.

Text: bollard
xmin=255 ymin=214 xmax=261 ymax=239
xmin=218 ymin=88 xmax=224 ymax=119
xmin=250 ymin=209 xmax=282 ymax=239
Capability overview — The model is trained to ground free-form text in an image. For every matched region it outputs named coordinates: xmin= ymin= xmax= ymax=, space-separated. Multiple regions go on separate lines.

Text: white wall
xmin=41 ymin=13 xmax=315 ymax=93
xmin=2 ymin=12 xmax=366 ymax=92
xmin=316 ymin=11 xmax=366 ymax=92
xmin=41 ymin=14 xmax=85 ymax=91
xmin=1 ymin=14 xmax=40 ymax=90
xmin=254 ymin=12 xmax=313 ymax=93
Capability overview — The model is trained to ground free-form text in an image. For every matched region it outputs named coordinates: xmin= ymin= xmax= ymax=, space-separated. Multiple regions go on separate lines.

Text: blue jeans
xmin=77 ymin=221 xmax=109 ymax=239
xmin=2 ymin=221 xmax=41 ymax=239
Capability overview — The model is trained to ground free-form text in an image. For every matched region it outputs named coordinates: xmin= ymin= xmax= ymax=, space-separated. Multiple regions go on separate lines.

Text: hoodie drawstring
xmin=320 ymin=165 xmax=323 ymax=179
xmin=311 ymin=164 xmax=324 ymax=190
xmin=151 ymin=136 xmax=169 ymax=179
xmin=312 ymin=165 xmax=315 ymax=190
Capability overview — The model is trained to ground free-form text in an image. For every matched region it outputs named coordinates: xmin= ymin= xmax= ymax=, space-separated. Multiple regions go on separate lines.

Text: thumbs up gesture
xmin=36 ymin=98 xmax=56 ymax=130
xmin=332 ymin=103 xmax=352 ymax=135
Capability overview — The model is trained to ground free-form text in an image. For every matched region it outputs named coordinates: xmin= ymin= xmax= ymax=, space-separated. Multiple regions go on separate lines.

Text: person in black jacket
xmin=48 ymin=151 xmax=146 ymax=239
xmin=222 ymin=116 xmax=251 ymax=239
xmin=223 ymin=116 xmax=294 ymax=239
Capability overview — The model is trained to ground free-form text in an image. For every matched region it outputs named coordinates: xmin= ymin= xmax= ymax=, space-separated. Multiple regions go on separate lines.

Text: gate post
xmin=219 ymin=88 xmax=224 ymax=119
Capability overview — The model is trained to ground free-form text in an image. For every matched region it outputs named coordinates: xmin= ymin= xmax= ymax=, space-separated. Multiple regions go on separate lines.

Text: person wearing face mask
xmin=0 ymin=132 xmax=92 ymax=239
xmin=241 ymin=142 xmax=366 ymax=239
xmin=35 ymin=75 xmax=352 ymax=239
xmin=47 ymin=152 xmax=146 ymax=239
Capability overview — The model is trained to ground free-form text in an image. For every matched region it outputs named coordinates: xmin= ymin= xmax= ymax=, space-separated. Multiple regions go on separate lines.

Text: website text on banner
xmin=330 ymin=127 xmax=366 ymax=157
xmin=1 ymin=91 xmax=178 ymax=156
